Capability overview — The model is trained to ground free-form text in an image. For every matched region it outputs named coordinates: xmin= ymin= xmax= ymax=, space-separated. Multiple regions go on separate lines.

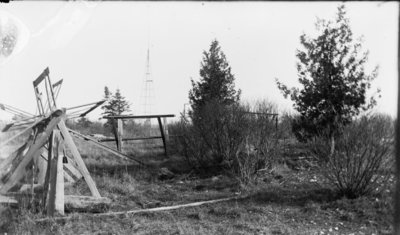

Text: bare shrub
xmin=172 ymin=100 xmax=279 ymax=185
xmin=312 ymin=114 xmax=394 ymax=198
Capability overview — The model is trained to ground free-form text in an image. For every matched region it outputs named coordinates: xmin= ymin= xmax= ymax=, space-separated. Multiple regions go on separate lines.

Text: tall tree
xmin=189 ymin=39 xmax=241 ymax=115
xmin=276 ymin=5 xmax=379 ymax=142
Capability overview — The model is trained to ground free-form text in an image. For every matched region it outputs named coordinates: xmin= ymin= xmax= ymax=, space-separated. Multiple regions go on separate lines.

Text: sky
xmin=0 ymin=1 xmax=398 ymax=122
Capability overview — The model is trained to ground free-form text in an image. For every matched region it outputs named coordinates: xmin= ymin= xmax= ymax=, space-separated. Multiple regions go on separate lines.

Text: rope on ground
xmin=35 ymin=195 xmax=248 ymax=222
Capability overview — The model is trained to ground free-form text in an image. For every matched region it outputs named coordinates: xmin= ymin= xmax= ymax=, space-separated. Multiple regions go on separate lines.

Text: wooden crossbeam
xmin=58 ymin=121 xmax=101 ymax=198
xmin=103 ymin=114 xmax=175 ymax=119
xmin=0 ymin=110 xmax=64 ymax=194
xmin=68 ymin=128 xmax=144 ymax=165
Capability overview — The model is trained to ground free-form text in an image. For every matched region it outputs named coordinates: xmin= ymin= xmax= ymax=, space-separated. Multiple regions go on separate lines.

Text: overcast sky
xmin=0 ymin=1 xmax=398 ymax=122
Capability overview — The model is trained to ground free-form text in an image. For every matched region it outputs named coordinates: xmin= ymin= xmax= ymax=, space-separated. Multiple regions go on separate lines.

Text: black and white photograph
xmin=0 ymin=1 xmax=398 ymax=234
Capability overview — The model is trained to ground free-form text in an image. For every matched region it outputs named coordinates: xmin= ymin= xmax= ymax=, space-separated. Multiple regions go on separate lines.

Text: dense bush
xmin=172 ymin=100 xmax=280 ymax=185
xmin=311 ymin=114 xmax=394 ymax=198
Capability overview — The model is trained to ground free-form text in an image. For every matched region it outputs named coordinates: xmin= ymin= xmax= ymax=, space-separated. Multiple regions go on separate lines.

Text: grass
xmin=0 ymin=137 xmax=394 ymax=234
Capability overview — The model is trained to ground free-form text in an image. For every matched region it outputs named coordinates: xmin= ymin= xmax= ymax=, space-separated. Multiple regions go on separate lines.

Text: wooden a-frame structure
xmin=0 ymin=68 xmax=112 ymax=216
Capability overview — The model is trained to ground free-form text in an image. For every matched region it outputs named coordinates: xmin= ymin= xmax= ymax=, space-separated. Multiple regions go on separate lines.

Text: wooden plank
xmin=67 ymin=129 xmax=144 ymax=165
xmin=63 ymin=160 xmax=82 ymax=181
xmin=0 ymin=112 xmax=63 ymax=194
xmin=42 ymin=132 xmax=54 ymax=208
xmin=157 ymin=117 xmax=167 ymax=156
xmin=58 ymin=120 xmax=101 ymax=198
xmin=78 ymin=100 xmax=106 ymax=118
xmin=47 ymin=130 xmax=65 ymax=216
xmin=0 ymin=195 xmax=17 ymax=204
xmin=35 ymin=195 xmax=247 ymax=222
xmin=64 ymin=195 xmax=111 ymax=213
xmin=98 ymin=136 xmax=162 ymax=142
xmin=103 ymin=114 xmax=175 ymax=119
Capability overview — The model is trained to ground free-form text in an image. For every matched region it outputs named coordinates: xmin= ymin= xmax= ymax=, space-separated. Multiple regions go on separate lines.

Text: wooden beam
xmin=35 ymin=195 xmax=247 ymax=222
xmin=78 ymin=100 xmax=106 ymax=118
xmin=33 ymin=67 xmax=49 ymax=87
xmin=67 ymin=129 xmax=144 ymax=165
xmin=0 ymin=195 xmax=17 ymax=204
xmin=163 ymin=117 xmax=169 ymax=142
xmin=58 ymin=120 xmax=101 ymax=198
xmin=103 ymin=114 xmax=175 ymax=119
xmin=46 ymin=130 xmax=65 ymax=216
xmin=0 ymin=111 xmax=63 ymax=194
xmin=0 ymin=135 xmax=34 ymax=183
xmin=0 ymin=117 xmax=43 ymax=147
xmin=98 ymin=136 xmax=163 ymax=142
xmin=157 ymin=117 xmax=167 ymax=156
xmin=40 ymin=148 xmax=82 ymax=181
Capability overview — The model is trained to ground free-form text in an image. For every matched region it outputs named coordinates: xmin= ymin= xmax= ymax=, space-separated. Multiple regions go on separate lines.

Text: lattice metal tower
xmin=140 ymin=48 xmax=156 ymax=130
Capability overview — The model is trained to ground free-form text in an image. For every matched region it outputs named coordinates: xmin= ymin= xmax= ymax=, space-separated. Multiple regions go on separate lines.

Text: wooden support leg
xmin=163 ymin=117 xmax=169 ymax=142
xmin=46 ymin=130 xmax=65 ymax=216
xmin=58 ymin=120 xmax=101 ymax=198
xmin=117 ymin=119 xmax=123 ymax=152
xmin=111 ymin=118 xmax=120 ymax=152
xmin=157 ymin=117 xmax=167 ymax=157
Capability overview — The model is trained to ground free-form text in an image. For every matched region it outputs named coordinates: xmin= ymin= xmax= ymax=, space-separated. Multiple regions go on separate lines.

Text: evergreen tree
xmin=101 ymin=87 xmax=131 ymax=129
xmin=276 ymin=5 xmax=379 ymax=142
xmin=189 ymin=39 xmax=241 ymax=116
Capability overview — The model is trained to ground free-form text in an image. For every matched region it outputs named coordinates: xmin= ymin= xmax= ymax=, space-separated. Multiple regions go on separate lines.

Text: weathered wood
xmin=0 ymin=195 xmax=17 ymax=204
xmin=77 ymin=100 xmax=106 ymax=118
xmin=157 ymin=117 xmax=167 ymax=156
xmin=63 ymin=160 xmax=82 ymax=181
xmin=33 ymin=67 xmax=49 ymax=87
xmin=47 ymin=130 xmax=65 ymax=216
xmin=163 ymin=117 xmax=169 ymax=142
xmin=64 ymin=195 xmax=111 ymax=213
xmin=103 ymin=114 xmax=175 ymax=119
xmin=98 ymin=136 xmax=163 ymax=142
xmin=68 ymin=128 xmax=144 ymax=165
xmin=58 ymin=120 xmax=101 ymax=198
xmin=19 ymin=184 xmax=43 ymax=193
xmin=0 ymin=135 xmax=34 ymax=184
xmin=0 ymin=112 xmax=63 ymax=194
xmin=35 ymin=195 xmax=247 ymax=222
xmin=0 ymin=118 xmax=42 ymax=147
xmin=40 ymin=150 xmax=82 ymax=182
xmin=35 ymin=148 xmax=47 ymax=185
xmin=117 ymin=119 xmax=123 ymax=152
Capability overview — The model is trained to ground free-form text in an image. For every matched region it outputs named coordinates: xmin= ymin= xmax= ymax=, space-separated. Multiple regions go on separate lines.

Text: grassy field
xmin=0 ymin=137 xmax=394 ymax=235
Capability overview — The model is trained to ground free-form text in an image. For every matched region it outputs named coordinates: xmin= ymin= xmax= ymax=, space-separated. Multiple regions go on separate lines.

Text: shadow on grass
xmin=243 ymin=186 xmax=339 ymax=207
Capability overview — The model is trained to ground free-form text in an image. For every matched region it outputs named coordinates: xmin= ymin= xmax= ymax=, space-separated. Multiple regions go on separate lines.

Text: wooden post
xmin=157 ymin=117 xmax=167 ymax=156
xmin=58 ymin=120 xmax=101 ymax=198
xmin=163 ymin=117 xmax=169 ymax=142
xmin=117 ymin=119 xmax=123 ymax=152
xmin=46 ymin=130 xmax=65 ymax=216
